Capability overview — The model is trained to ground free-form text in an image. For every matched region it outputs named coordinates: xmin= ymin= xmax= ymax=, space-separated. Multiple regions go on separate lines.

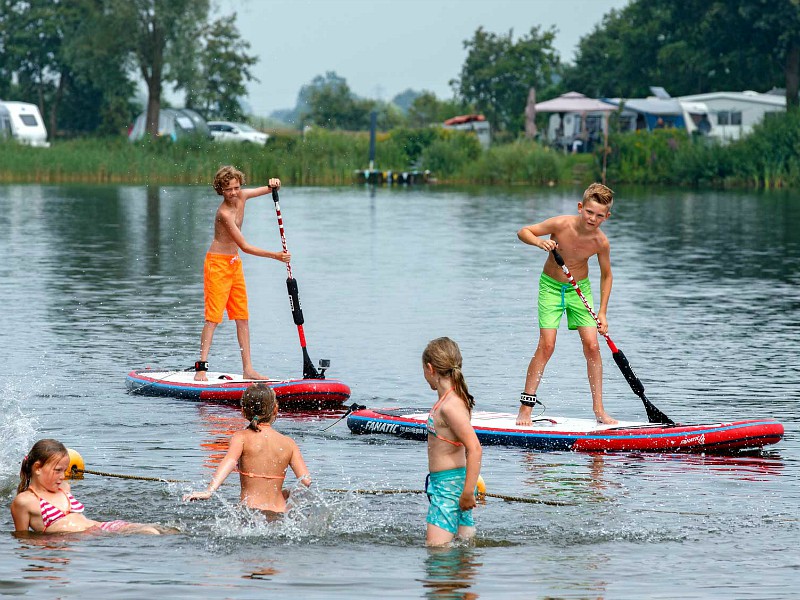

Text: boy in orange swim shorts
xmin=194 ymin=166 xmax=291 ymax=381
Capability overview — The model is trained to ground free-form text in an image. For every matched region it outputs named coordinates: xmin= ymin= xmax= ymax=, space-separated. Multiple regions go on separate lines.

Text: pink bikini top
xmin=30 ymin=489 xmax=85 ymax=530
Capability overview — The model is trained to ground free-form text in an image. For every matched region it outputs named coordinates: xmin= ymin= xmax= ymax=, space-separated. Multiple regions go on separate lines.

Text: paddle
xmin=271 ymin=187 xmax=325 ymax=379
xmin=550 ymin=248 xmax=673 ymax=425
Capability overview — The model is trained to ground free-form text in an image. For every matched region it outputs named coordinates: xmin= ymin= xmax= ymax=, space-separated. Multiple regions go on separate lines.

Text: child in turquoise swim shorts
xmin=422 ymin=337 xmax=482 ymax=547
xmin=516 ymin=183 xmax=618 ymax=426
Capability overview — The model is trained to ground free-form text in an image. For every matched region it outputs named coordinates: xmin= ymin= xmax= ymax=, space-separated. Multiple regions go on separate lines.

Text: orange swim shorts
xmin=203 ymin=253 xmax=249 ymax=323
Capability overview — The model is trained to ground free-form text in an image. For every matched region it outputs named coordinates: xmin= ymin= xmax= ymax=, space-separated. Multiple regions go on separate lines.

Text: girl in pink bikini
xmin=11 ymin=439 xmax=166 ymax=534
xmin=422 ymin=337 xmax=483 ymax=546
xmin=183 ymin=383 xmax=311 ymax=515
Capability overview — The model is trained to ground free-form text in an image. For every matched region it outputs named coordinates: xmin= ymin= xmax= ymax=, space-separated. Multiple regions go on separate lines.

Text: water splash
xmin=0 ymin=378 xmax=38 ymax=494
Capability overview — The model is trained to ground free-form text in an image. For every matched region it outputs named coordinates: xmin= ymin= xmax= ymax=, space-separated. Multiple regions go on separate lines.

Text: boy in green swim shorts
xmin=516 ymin=183 xmax=618 ymax=426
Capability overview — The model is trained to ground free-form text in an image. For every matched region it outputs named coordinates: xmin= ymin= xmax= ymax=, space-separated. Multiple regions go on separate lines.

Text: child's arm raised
xmin=242 ymin=178 xmax=281 ymax=201
xmin=183 ymin=433 xmax=245 ymax=501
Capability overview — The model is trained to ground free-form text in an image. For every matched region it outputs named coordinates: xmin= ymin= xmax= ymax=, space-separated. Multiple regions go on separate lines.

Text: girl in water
xmin=422 ymin=337 xmax=482 ymax=546
xmin=11 ymin=439 xmax=166 ymax=534
xmin=183 ymin=383 xmax=311 ymax=516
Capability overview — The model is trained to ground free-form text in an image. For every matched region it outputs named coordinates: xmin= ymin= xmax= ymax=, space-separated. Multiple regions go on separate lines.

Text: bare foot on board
xmin=242 ymin=370 xmax=269 ymax=380
xmin=595 ymin=412 xmax=618 ymax=425
xmin=194 ymin=372 xmax=208 ymax=382
xmin=516 ymin=405 xmax=533 ymax=426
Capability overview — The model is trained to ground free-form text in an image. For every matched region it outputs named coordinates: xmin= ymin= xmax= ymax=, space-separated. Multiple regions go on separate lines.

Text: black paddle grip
xmin=551 ymin=248 xmax=565 ymax=266
xmin=286 ymin=277 xmax=304 ymax=325
xmin=613 ymin=351 xmax=645 ymax=395
xmin=272 ymin=187 xmax=279 ymax=203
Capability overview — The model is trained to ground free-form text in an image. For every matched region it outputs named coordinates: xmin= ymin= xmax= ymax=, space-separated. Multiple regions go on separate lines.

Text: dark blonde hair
xmin=422 ymin=337 xmax=474 ymax=411
xmin=18 ymin=439 xmax=68 ymax=494
xmin=213 ymin=165 xmax=246 ymax=195
xmin=583 ymin=182 xmax=614 ymax=206
xmin=241 ymin=383 xmax=278 ymax=431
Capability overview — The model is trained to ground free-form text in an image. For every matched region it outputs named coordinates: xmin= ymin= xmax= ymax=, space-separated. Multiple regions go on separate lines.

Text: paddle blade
xmin=302 ymin=347 xmax=320 ymax=380
xmin=612 ymin=350 xmax=674 ymax=425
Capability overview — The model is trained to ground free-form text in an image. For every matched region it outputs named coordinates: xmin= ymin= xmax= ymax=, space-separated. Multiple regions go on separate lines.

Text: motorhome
xmin=0 ymin=101 xmax=50 ymax=147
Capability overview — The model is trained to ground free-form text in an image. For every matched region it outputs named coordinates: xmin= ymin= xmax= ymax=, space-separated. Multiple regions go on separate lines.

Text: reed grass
xmin=4 ymin=113 xmax=798 ymax=188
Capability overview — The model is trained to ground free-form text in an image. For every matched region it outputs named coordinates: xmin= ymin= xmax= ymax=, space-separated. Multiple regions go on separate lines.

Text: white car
xmin=207 ymin=121 xmax=269 ymax=145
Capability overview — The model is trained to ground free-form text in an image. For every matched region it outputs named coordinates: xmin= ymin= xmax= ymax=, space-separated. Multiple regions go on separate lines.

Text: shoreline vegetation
xmin=2 ymin=111 xmax=798 ymax=189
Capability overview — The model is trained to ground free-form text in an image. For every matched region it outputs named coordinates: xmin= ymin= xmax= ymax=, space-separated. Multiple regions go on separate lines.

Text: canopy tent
xmin=534 ymin=91 xmax=616 ymax=113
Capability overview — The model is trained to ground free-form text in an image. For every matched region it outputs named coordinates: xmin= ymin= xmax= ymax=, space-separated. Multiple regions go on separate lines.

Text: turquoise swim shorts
xmin=425 ymin=467 xmax=475 ymax=534
xmin=538 ymin=273 xmax=596 ymax=330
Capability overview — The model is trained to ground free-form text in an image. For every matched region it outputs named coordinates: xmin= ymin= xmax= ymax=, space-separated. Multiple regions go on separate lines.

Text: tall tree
xmin=185 ymin=15 xmax=258 ymax=120
xmin=119 ymin=0 xmax=209 ymax=137
xmin=454 ymin=26 xmax=560 ymax=133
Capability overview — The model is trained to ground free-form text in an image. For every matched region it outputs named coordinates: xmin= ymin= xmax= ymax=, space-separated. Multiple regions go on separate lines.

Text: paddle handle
xmin=272 ymin=187 xmax=293 ymax=280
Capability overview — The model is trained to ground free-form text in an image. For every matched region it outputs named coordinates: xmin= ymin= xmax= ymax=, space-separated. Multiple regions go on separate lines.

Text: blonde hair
xmin=18 ymin=439 xmax=68 ymax=494
xmin=422 ymin=337 xmax=474 ymax=411
xmin=241 ymin=383 xmax=278 ymax=431
xmin=583 ymin=182 xmax=614 ymax=206
xmin=213 ymin=165 xmax=246 ymax=195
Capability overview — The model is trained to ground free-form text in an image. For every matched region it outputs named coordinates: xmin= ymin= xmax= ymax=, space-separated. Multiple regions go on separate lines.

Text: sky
xmin=216 ymin=0 xmax=631 ymax=117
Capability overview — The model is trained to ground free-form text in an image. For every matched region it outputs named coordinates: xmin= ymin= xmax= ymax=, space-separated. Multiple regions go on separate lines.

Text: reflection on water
xmin=422 ymin=546 xmax=481 ymax=600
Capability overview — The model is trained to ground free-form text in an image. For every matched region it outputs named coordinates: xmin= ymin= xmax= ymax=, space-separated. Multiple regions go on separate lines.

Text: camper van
xmin=0 ymin=101 xmax=50 ymax=147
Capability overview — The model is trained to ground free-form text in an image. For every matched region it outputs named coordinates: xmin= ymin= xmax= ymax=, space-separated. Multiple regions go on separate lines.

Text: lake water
xmin=0 ymin=183 xmax=798 ymax=599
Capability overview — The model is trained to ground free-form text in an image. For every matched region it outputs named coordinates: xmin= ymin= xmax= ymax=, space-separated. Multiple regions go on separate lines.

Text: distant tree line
xmin=1 ymin=0 xmax=797 ymax=141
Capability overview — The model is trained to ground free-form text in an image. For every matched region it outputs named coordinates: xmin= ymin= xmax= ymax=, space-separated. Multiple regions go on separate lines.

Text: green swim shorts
xmin=537 ymin=273 xmax=596 ymax=330
xmin=425 ymin=467 xmax=475 ymax=534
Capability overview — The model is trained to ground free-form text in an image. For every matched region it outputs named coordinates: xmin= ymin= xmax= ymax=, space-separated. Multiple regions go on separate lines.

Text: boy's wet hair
xmin=422 ymin=337 xmax=475 ymax=411
xmin=213 ymin=166 xmax=246 ymax=195
xmin=583 ymin=182 xmax=614 ymax=206
xmin=18 ymin=439 xmax=68 ymax=494
xmin=241 ymin=383 xmax=278 ymax=431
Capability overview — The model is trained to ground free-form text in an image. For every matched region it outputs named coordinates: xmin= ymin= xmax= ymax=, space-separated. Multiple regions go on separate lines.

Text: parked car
xmin=0 ymin=101 xmax=50 ymax=147
xmin=207 ymin=121 xmax=269 ymax=145
xmin=128 ymin=108 xmax=211 ymax=142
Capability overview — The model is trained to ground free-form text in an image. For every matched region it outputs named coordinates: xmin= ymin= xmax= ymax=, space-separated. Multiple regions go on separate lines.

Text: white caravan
xmin=0 ymin=101 xmax=50 ymax=147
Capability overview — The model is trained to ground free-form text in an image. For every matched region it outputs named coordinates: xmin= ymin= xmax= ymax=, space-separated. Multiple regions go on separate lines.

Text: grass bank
xmin=8 ymin=113 xmax=796 ymax=189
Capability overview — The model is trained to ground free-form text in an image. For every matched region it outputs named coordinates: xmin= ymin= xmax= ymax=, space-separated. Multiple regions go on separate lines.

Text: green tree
xmin=186 ymin=14 xmax=258 ymax=120
xmin=0 ymin=0 xmax=134 ymax=137
xmin=454 ymin=26 xmax=560 ymax=133
xmin=300 ymin=72 xmax=369 ymax=130
xmin=563 ymin=0 xmax=798 ymax=107
xmin=118 ymin=0 xmax=209 ymax=137
xmin=0 ymin=0 xmax=74 ymax=136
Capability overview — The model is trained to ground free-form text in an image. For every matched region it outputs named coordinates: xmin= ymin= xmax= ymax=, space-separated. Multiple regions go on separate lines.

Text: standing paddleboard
xmin=126 ymin=369 xmax=350 ymax=408
xmin=347 ymin=407 xmax=784 ymax=454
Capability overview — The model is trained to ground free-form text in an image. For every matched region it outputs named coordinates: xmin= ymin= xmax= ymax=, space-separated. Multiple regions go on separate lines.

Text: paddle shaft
xmin=272 ymin=188 xmax=319 ymax=379
xmin=550 ymin=248 xmax=673 ymax=425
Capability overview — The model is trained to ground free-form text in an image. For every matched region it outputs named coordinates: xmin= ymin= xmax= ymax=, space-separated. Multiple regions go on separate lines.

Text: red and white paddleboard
xmin=126 ymin=369 xmax=350 ymax=409
xmin=347 ymin=407 xmax=784 ymax=454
